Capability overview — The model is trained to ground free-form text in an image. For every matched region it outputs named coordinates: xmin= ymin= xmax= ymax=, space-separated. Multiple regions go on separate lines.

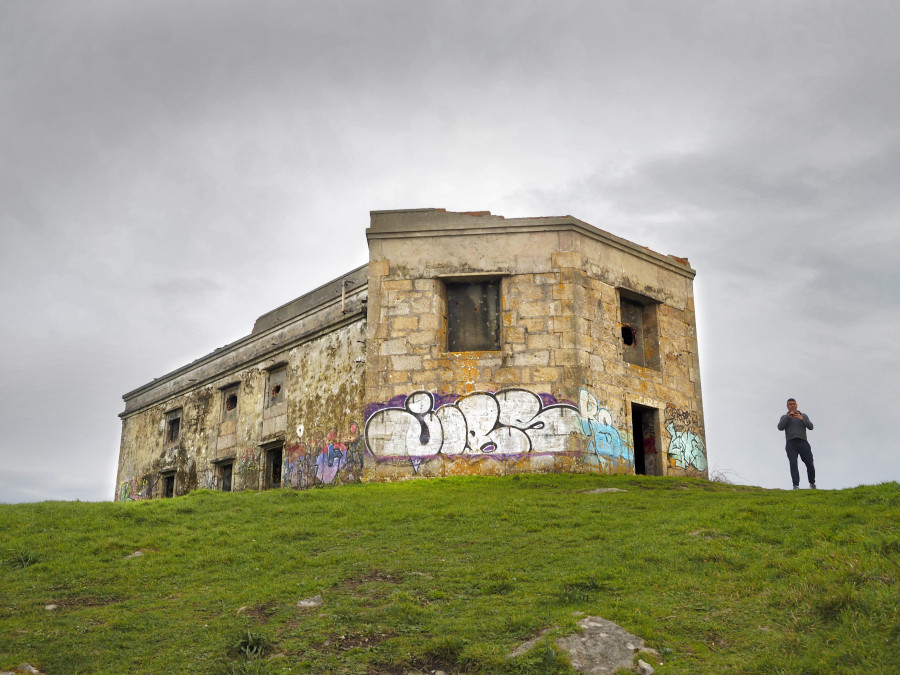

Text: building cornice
xmin=367 ymin=209 xmax=696 ymax=279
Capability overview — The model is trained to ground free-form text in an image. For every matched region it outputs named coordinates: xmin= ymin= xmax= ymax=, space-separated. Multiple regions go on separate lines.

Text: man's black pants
xmin=786 ymin=438 xmax=815 ymax=486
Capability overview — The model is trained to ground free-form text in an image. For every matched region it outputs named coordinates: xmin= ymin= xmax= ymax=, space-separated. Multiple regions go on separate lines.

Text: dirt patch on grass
xmin=238 ymin=600 xmax=279 ymax=623
xmin=47 ymin=595 xmax=123 ymax=609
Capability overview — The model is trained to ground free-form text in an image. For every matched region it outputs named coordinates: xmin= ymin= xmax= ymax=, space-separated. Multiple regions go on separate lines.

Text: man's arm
xmin=777 ymin=415 xmax=789 ymax=430
xmin=801 ymin=414 xmax=813 ymax=430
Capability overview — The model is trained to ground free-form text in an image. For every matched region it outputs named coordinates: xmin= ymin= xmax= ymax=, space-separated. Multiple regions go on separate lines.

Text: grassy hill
xmin=2 ymin=474 xmax=898 ymax=674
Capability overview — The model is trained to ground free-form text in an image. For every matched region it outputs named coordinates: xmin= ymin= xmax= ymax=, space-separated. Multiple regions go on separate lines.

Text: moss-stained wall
xmin=117 ymin=320 xmax=365 ymax=500
xmin=116 ymin=266 xmax=367 ymax=501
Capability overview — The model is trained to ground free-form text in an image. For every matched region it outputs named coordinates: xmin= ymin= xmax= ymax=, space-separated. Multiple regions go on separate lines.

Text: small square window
xmin=165 ymin=410 xmax=182 ymax=444
xmin=266 ymin=367 xmax=286 ymax=408
xmin=445 ymin=279 xmax=501 ymax=352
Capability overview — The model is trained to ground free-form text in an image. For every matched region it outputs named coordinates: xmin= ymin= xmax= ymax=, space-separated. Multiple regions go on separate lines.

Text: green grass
xmin=1 ymin=474 xmax=898 ymax=674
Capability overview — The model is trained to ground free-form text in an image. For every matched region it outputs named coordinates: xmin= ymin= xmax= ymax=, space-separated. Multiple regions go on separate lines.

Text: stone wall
xmin=362 ymin=209 xmax=706 ymax=482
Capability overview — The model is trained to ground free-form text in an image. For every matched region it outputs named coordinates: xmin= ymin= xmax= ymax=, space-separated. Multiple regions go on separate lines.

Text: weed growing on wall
xmin=0 ymin=475 xmax=898 ymax=674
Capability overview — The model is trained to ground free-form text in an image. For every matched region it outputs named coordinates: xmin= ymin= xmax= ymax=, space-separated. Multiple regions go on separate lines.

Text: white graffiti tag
xmin=364 ymin=389 xmax=581 ymax=458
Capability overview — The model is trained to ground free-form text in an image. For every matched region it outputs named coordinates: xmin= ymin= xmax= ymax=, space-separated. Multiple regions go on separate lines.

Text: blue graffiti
xmin=578 ymin=388 xmax=632 ymax=468
xmin=665 ymin=422 xmax=707 ymax=471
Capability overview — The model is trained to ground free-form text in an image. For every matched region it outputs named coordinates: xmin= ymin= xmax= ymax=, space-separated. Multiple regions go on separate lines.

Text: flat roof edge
xmin=121 ymin=265 xmax=368 ymax=404
xmin=368 ymin=213 xmax=695 ymax=278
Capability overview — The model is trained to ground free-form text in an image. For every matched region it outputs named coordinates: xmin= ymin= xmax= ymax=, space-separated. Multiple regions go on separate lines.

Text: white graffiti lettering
xmin=364 ymin=389 xmax=582 ymax=458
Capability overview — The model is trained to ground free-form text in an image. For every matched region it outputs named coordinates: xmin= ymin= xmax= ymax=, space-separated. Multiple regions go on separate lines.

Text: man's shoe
xmin=810 ymin=484 xmax=817 ymax=489
xmin=793 ymin=485 xmax=800 ymax=490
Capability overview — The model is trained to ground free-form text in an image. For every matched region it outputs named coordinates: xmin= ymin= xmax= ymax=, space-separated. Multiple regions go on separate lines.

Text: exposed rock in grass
xmin=297 ymin=594 xmax=323 ymax=608
xmin=0 ymin=663 xmax=44 ymax=674
xmin=510 ymin=615 xmax=659 ymax=674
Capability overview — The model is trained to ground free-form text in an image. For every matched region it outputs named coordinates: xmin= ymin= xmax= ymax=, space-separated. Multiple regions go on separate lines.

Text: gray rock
xmin=44 ymin=605 xmax=57 ymax=611
xmin=124 ymin=550 xmax=143 ymax=559
xmin=637 ymin=659 xmax=655 ymax=674
xmin=297 ymin=594 xmax=323 ymax=608
xmin=554 ymin=616 xmax=656 ymax=675
xmin=585 ymin=488 xmax=627 ymax=493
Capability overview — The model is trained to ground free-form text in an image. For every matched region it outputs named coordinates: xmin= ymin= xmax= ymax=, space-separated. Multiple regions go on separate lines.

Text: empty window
xmin=445 ymin=279 xmax=501 ymax=352
xmin=266 ymin=367 xmax=286 ymax=408
xmin=218 ymin=462 xmax=233 ymax=492
xmin=162 ymin=473 xmax=175 ymax=498
xmin=266 ymin=446 xmax=283 ymax=488
xmin=222 ymin=386 xmax=238 ymax=420
xmin=165 ymin=410 xmax=182 ymax=444
xmin=619 ymin=290 xmax=660 ymax=369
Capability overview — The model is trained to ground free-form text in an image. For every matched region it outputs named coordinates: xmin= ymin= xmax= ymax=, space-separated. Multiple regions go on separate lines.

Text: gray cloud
xmin=2 ymin=1 xmax=898 ymax=501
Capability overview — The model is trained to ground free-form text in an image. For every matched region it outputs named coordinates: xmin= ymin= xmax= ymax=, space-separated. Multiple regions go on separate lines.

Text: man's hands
xmin=788 ymin=410 xmax=803 ymax=419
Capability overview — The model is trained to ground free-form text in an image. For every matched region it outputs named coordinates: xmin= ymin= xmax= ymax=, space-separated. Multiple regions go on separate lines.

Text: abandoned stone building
xmin=116 ymin=208 xmax=707 ymax=501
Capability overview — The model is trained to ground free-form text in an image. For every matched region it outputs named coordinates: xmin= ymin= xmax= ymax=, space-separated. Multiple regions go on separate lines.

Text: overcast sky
xmin=2 ymin=0 xmax=898 ymax=502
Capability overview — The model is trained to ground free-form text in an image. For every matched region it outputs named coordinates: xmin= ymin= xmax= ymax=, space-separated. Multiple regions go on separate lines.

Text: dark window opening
xmin=225 ymin=393 xmax=237 ymax=411
xmin=266 ymin=368 xmax=286 ymax=408
xmin=266 ymin=447 xmax=283 ymax=488
xmin=446 ymin=279 xmax=501 ymax=352
xmin=165 ymin=415 xmax=181 ymax=443
xmin=162 ymin=473 xmax=175 ymax=498
xmin=619 ymin=291 xmax=660 ymax=369
xmin=219 ymin=463 xmax=233 ymax=492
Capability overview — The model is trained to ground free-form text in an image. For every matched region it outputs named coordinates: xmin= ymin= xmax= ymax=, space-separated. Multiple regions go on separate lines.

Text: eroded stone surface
xmin=509 ymin=615 xmax=658 ymax=675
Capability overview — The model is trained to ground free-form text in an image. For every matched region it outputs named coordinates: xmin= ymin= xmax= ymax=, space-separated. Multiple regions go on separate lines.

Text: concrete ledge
xmin=367 ymin=209 xmax=695 ymax=279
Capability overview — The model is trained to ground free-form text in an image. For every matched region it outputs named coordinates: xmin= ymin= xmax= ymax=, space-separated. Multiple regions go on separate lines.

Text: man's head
xmin=787 ymin=398 xmax=798 ymax=412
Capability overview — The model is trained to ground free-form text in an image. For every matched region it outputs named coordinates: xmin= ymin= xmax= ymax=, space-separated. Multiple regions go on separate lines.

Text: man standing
xmin=778 ymin=398 xmax=816 ymax=489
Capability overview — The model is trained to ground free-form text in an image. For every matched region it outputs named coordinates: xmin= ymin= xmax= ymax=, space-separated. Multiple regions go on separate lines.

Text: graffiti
xmin=284 ymin=422 xmax=363 ymax=489
xmin=365 ymin=389 xmax=582 ymax=460
xmin=237 ymin=449 xmax=260 ymax=477
xmin=578 ymin=388 xmax=632 ymax=469
xmin=198 ymin=468 xmax=216 ymax=490
xmin=118 ymin=475 xmax=154 ymax=501
xmin=665 ymin=405 xmax=707 ymax=471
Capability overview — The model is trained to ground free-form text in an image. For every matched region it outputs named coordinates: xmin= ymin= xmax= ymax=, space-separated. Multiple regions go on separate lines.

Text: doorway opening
xmin=630 ymin=403 xmax=661 ymax=476
xmin=218 ymin=461 xmax=233 ymax=492
xmin=266 ymin=446 xmax=283 ymax=489
xmin=162 ymin=472 xmax=175 ymax=498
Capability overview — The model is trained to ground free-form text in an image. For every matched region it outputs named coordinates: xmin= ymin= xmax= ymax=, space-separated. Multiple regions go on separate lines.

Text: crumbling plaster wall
xmin=362 ymin=210 xmax=706 ymax=481
xmin=116 ymin=267 xmax=367 ymax=501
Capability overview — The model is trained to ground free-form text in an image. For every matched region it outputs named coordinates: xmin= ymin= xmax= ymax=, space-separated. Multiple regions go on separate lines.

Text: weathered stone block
xmin=526 ymin=333 xmax=559 ymax=350
xmin=392 ymin=316 xmax=418 ymax=331
xmin=382 ymin=338 xmax=407 ymax=355
xmin=392 ymin=354 xmax=423 ymax=371
xmin=383 ymin=279 xmax=414 ymax=291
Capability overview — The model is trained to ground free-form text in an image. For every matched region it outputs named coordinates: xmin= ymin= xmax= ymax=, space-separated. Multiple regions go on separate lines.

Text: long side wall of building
xmin=117 ymin=269 xmax=367 ymax=501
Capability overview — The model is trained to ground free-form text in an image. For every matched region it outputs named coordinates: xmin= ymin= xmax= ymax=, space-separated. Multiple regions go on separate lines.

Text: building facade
xmin=116 ymin=209 xmax=707 ymax=501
